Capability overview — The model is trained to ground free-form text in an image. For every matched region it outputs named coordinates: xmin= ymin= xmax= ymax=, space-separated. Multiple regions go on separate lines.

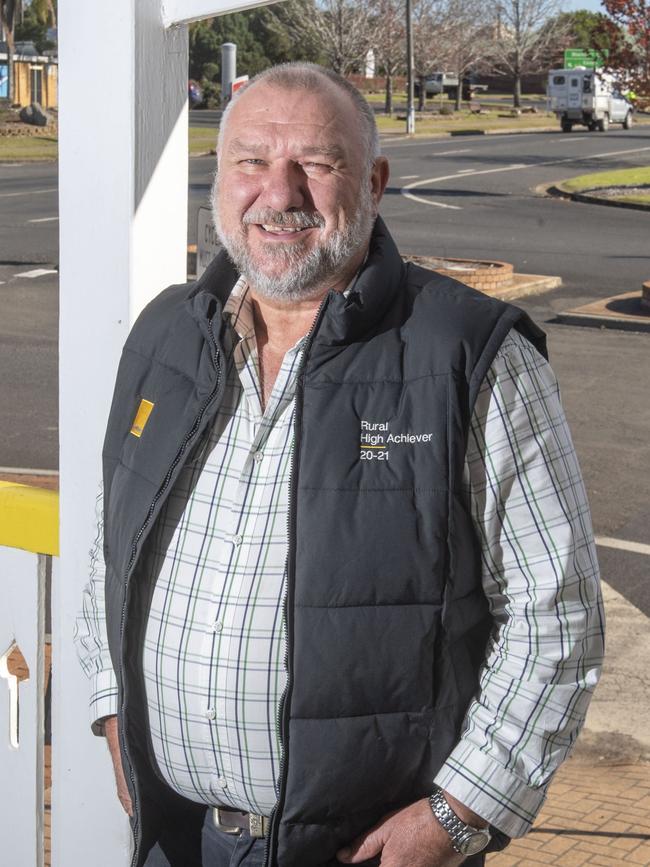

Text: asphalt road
xmin=1 ymin=128 xmax=649 ymax=613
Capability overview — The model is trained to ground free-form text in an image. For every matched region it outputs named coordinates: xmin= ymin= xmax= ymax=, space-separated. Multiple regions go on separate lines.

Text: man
xmin=75 ymin=63 xmax=604 ymax=867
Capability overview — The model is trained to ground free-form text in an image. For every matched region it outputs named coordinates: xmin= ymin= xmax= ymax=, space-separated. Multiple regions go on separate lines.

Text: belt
xmin=212 ymin=807 xmax=270 ymax=839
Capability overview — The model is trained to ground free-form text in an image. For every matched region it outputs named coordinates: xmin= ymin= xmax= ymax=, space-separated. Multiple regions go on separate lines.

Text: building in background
xmin=0 ymin=41 xmax=58 ymax=107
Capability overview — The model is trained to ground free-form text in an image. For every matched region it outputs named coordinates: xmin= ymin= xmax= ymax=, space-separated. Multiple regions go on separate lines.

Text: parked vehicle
xmin=547 ymin=68 xmax=633 ymax=132
xmin=414 ymin=72 xmax=488 ymax=101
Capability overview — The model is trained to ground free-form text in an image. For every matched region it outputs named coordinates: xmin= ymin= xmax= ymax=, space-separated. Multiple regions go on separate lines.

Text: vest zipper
xmin=264 ymin=294 xmax=332 ymax=867
xmin=120 ymin=318 xmax=223 ymax=867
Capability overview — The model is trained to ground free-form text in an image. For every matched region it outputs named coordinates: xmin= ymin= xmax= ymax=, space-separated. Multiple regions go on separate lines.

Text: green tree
xmin=29 ymin=0 xmax=56 ymax=27
xmin=15 ymin=0 xmax=56 ymax=53
xmin=189 ymin=21 xmax=222 ymax=81
xmin=554 ymin=9 xmax=611 ymax=48
xmin=189 ymin=2 xmax=323 ymax=99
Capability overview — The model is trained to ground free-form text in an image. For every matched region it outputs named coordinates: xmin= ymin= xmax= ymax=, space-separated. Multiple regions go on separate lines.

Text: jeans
xmin=143 ymin=808 xmax=266 ymax=866
xmin=143 ymin=807 xmax=486 ymax=866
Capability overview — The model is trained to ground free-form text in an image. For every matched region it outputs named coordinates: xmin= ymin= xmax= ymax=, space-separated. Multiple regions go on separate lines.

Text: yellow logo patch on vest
xmin=130 ymin=399 xmax=155 ymax=438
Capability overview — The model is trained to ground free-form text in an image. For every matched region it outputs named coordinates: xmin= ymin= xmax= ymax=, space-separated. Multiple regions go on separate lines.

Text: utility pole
xmin=406 ymin=0 xmax=415 ymax=134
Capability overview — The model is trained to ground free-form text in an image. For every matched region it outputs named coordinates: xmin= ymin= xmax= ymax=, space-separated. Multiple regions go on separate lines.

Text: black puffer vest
xmin=102 ymin=218 xmax=546 ymax=867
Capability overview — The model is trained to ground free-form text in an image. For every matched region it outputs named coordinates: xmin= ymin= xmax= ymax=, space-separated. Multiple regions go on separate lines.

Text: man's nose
xmin=260 ymin=162 xmax=307 ymax=212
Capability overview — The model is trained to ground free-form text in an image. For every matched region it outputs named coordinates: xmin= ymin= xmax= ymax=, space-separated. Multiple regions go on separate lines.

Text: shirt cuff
xmin=434 ymin=740 xmax=547 ymax=837
xmin=89 ymin=669 xmax=119 ymax=736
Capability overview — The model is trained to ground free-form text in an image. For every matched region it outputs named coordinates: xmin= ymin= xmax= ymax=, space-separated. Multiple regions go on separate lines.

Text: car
xmin=414 ymin=72 xmax=488 ymax=102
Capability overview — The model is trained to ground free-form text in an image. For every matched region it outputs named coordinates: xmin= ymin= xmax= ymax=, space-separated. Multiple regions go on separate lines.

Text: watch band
xmin=429 ymin=786 xmax=491 ymax=856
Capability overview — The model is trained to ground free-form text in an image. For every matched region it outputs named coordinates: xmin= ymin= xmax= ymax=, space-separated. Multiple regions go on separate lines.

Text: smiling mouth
xmin=257 ymin=224 xmax=313 ymax=236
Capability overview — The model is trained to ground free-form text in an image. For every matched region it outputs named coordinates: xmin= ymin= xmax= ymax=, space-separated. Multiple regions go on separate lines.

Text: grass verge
xmin=375 ymin=111 xmax=555 ymax=135
xmin=560 ymin=166 xmax=650 ymax=192
xmin=609 ymin=192 xmax=650 ymax=205
xmin=0 ymin=134 xmax=58 ymax=161
xmin=559 ymin=166 xmax=650 ymax=206
xmin=189 ymin=126 xmax=217 ymax=156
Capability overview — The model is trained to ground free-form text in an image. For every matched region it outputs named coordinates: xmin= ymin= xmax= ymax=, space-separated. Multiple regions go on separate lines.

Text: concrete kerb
xmin=545 ymin=181 xmax=650 ymax=213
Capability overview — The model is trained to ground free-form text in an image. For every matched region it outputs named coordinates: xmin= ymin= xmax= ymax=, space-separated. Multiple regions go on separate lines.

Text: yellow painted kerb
xmin=0 ymin=482 xmax=59 ymax=556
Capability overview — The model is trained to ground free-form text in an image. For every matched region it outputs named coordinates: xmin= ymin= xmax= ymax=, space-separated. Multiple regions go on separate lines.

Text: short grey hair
xmin=217 ymin=62 xmax=380 ymax=168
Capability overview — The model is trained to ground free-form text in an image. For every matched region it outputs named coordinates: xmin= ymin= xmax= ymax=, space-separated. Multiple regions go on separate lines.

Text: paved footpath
xmin=488 ymin=760 xmax=650 ymax=865
xmin=489 ymin=577 xmax=650 ymax=866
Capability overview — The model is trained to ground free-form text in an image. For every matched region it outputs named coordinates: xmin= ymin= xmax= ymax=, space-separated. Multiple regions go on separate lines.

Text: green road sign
xmin=564 ymin=48 xmax=609 ymax=69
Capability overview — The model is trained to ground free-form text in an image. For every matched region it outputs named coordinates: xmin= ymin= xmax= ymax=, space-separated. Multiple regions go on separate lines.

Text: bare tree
xmin=487 ymin=0 xmax=568 ymax=108
xmin=412 ymin=0 xmax=449 ymax=111
xmin=371 ymin=0 xmax=405 ymax=114
xmin=440 ymin=0 xmax=493 ymax=109
xmin=281 ymin=0 xmax=377 ymax=75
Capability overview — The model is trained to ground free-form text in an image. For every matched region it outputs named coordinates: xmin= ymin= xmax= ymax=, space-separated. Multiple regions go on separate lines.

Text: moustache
xmin=242 ymin=210 xmax=326 ymax=230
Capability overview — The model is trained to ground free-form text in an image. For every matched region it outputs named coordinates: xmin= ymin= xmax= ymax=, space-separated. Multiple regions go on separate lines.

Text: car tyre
xmin=623 ymin=111 xmax=633 ymax=130
xmin=561 ymin=119 xmax=573 ymax=133
xmin=598 ymin=114 xmax=609 ymax=132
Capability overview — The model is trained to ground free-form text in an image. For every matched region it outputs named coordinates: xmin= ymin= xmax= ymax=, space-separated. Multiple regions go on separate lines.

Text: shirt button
xmin=217 ymin=777 xmax=228 ymax=788
xmin=232 ymin=534 xmax=243 ymax=546
xmin=211 ymin=621 xmax=223 ymax=633
xmin=205 ymin=708 xmax=216 ymax=720
xmin=253 ymin=450 xmax=264 ymax=463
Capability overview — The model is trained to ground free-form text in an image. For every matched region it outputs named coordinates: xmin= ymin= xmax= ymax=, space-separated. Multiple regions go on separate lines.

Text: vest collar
xmin=187 ymin=216 xmax=405 ymax=347
xmin=314 ymin=217 xmax=405 ymax=346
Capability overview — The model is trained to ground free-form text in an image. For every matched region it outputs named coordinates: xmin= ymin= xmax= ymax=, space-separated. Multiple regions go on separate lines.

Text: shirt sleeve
xmin=72 ymin=482 xmax=119 ymax=734
xmin=433 ymin=329 xmax=605 ymax=837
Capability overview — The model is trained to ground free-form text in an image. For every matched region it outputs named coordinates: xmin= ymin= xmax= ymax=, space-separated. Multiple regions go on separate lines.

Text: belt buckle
xmin=213 ymin=807 xmax=242 ymax=835
xmin=249 ymin=813 xmax=266 ymax=839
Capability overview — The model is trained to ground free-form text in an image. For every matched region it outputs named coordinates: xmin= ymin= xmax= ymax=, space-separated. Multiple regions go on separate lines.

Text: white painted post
xmin=57 ymin=1 xmax=286 ymax=865
xmin=57 ymin=1 xmax=189 ymax=863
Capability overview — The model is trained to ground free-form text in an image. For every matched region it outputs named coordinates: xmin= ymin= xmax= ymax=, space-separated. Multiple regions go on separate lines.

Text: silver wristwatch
xmin=429 ymin=786 xmax=491 ymax=856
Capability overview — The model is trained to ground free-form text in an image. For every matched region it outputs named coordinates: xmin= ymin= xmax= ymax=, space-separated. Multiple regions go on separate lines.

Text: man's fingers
xmin=336 ymin=829 xmax=384 ymax=863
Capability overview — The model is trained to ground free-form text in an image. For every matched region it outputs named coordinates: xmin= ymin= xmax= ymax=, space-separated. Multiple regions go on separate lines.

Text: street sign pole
xmin=406 ymin=0 xmax=415 ymax=135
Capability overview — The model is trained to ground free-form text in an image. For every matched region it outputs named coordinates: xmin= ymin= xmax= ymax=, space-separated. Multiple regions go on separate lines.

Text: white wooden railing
xmin=0 ymin=482 xmax=56 ymax=866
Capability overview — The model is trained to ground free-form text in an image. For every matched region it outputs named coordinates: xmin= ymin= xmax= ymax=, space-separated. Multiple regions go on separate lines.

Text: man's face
xmin=213 ymin=80 xmax=388 ymax=303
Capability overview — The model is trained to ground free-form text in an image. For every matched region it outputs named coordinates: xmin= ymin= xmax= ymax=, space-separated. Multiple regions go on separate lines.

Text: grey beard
xmin=211 ymin=179 xmax=376 ymax=303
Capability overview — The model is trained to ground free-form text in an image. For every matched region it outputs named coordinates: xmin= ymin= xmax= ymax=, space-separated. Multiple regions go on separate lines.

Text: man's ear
xmin=370 ymin=157 xmax=390 ymax=207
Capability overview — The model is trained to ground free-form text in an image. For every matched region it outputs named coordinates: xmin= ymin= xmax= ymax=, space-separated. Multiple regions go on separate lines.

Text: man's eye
xmin=303 ymin=162 xmax=331 ymax=173
xmin=240 ymin=159 xmax=265 ymax=166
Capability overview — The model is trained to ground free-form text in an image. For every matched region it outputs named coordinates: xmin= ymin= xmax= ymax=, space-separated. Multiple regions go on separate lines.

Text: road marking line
xmin=380 ymin=132 xmax=535 ymax=148
xmin=596 ymin=536 xmax=650 ymax=557
xmin=434 ymin=149 xmax=472 ymax=156
xmin=400 ymin=146 xmax=650 ymax=207
xmin=399 ymin=174 xmax=420 ymax=180
xmin=456 ymin=168 xmax=475 ymax=173
xmin=28 ymin=216 xmax=59 ymax=223
xmin=400 ymin=192 xmax=463 ymax=210
xmin=551 ymin=137 xmax=582 ymax=143
xmin=0 ymin=187 xmax=57 ymax=199
xmin=15 ymin=268 xmax=57 ymax=279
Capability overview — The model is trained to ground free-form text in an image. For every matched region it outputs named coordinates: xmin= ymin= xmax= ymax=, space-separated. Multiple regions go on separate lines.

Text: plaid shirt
xmin=75 ymin=280 xmax=604 ymax=837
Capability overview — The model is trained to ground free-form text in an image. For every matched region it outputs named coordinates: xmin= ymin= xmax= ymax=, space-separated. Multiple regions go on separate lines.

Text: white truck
xmin=547 ymin=67 xmax=633 ymax=132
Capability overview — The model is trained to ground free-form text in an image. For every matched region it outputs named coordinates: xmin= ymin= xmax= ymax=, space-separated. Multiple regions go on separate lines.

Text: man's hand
xmin=336 ymin=798 xmax=466 ymax=867
xmin=104 ymin=715 xmax=133 ymax=817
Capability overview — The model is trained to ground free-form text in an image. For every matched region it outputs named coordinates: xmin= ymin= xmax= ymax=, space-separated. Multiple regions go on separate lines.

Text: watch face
xmin=459 ymin=831 xmax=490 ymax=856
